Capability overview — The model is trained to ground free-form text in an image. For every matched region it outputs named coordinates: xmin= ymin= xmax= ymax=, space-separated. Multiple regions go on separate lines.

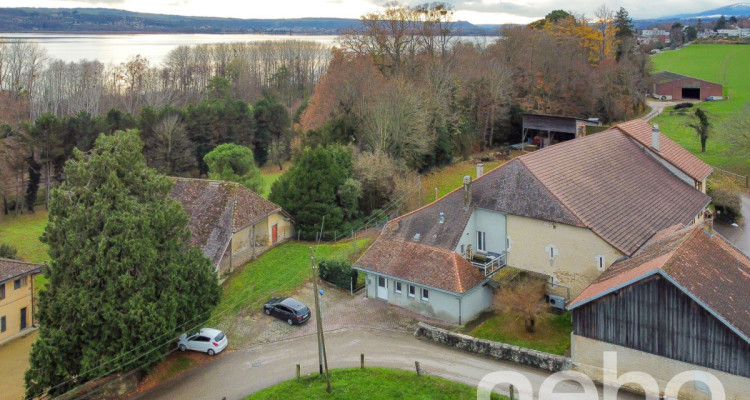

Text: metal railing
xmin=468 ymin=252 xmax=507 ymax=277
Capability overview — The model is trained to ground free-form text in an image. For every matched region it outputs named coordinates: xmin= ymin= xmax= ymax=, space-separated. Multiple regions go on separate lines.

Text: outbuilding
xmin=652 ymin=71 xmax=723 ymax=101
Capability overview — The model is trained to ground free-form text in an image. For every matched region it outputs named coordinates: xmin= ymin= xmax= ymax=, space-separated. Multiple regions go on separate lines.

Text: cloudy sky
xmin=5 ymin=0 xmax=736 ymax=24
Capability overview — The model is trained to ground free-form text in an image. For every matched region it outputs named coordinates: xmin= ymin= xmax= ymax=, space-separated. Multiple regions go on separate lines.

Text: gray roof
xmin=0 ymin=258 xmax=42 ymax=284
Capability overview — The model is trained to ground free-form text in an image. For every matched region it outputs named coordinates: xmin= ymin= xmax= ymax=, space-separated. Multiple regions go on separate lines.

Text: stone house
xmin=568 ymin=221 xmax=750 ymax=400
xmin=170 ymin=178 xmax=294 ymax=275
xmin=0 ymin=258 xmax=42 ymax=344
xmin=354 ymin=119 xmax=711 ymax=324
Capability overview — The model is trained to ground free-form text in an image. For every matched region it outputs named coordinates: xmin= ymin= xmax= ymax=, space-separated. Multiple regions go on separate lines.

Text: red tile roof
xmin=170 ymin=178 xmax=286 ymax=268
xmin=569 ymin=224 xmax=750 ymax=342
xmin=519 ymin=128 xmax=711 ymax=255
xmin=0 ymin=258 xmax=43 ymax=283
xmin=353 ymin=236 xmax=486 ymax=294
xmin=615 ymin=119 xmax=713 ymax=181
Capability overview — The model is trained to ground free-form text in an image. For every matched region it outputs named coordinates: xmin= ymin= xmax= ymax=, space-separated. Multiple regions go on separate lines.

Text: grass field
xmin=468 ymin=311 xmax=572 ymax=356
xmin=245 ymin=368 xmax=508 ymax=400
xmin=0 ymin=211 xmax=50 ymax=264
xmin=260 ymin=173 xmax=282 ymax=199
xmin=214 ymin=239 xmax=372 ymax=323
xmin=651 ymin=44 xmax=750 ymax=175
xmin=420 ymin=158 xmax=511 ymax=206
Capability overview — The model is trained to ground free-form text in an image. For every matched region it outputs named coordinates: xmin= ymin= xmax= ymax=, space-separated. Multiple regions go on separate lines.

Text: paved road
xmin=645 ymin=99 xmax=679 ymax=121
xmin=715 ymin=193 xmax=750 ymax=256
xmin=134 ymin=328 xmax=641 ymax=400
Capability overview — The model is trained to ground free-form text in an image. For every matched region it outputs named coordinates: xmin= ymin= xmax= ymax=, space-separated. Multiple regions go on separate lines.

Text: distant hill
xmin=634 ymin=3 xmax=750 ymax=28
xmin=0 ymin=7 xmax=492 ymax=35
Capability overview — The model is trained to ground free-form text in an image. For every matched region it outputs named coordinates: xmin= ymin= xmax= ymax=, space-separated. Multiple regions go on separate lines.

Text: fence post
xmin=510 ymin=384 xmax=515 ymax=400
xmin=296 ymin=364 xmax=301 ymax=380
xmin=350 ymin=276 xmax=353 ymax=295
xmin=415 ymin=361 xmax=421 ymax=376
xmin=746 ymin=175 xmax=748 ymax=189
xmin=361 ymin=353 xmax=365 ymax=369
xmin=334 ymin=231 xmax=337 ymax=242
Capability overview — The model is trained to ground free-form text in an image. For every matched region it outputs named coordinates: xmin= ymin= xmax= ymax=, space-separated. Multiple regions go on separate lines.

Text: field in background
xmin=651 ymin=44 xmax=750 ymax=175
xmin=419 ymin=156 xmax=519 ymax=206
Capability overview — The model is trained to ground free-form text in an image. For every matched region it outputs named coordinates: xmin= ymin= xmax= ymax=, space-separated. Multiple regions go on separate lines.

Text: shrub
xmin=708 ymin=174 xmax=742 ymax=220
xmin=318 ymin=258 xmax=357 ymax=290
xmin=0 ymin=242 xmax=18 ymax=259
xmin=674 ymin=102 xmax=694 ymax=110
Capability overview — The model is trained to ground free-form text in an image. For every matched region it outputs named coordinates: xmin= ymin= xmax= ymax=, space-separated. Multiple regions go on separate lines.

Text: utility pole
xmin=310 ymin=247 xmax=331 ymax=392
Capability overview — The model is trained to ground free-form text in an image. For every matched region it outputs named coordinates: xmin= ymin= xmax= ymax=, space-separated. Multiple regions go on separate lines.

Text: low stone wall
xmin=415 ymin=322 xmax=571 ymax=372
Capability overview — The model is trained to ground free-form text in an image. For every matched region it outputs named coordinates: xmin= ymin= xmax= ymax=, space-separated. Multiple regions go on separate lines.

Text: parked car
xmin=177 ymin=328 xmax=228 ymax=356
xmin=263 ymin=297 xmax=312 ymax=325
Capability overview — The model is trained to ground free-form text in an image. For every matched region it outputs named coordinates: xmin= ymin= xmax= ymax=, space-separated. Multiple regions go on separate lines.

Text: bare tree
xmin=494 ymin=277 xmax=548 ymax=333
xmin=143 ymin=114 xmax=195 ymax=175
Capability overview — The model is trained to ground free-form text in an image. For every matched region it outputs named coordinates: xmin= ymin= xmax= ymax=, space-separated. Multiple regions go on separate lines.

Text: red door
xmin=272 ymin=224 xmax=278 ymax=244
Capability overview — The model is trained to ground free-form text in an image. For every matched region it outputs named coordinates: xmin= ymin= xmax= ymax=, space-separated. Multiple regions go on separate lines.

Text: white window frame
xmin=421 ymin=288 xmax=429 ymax=301
xmin=395 ymin=281 xmax=402 ymax=294
xmin=545 ymin=245 xmax=558 ymax=260
xmin=408 ymin=285 xmax=416 ymax=298
xmin=596 ymin=255 xmax=605 ymax=271
xmin=506 ymin=237 xmax=512 ymax=251
xmin=477 ymin=231 xmax=486 ymax=252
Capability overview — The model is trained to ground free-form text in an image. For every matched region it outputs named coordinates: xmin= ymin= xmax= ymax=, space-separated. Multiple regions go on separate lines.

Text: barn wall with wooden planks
xmin=572 ymin=275 xmax=750 ymax=378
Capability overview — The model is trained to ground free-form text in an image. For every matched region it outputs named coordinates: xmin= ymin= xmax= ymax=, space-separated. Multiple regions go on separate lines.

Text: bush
xmin=318 ymin=259 xmax=357 ymax=290
xmin=674 ymin=102 xmax=694 ymax=110
xmin=0 ymin=242 xmax=18 ymax=259
xmin=708 ymin=174 xmax=742 ymax=221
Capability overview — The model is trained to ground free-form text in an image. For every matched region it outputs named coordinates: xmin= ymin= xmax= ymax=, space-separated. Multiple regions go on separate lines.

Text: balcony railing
xmin=467 ymin=251 xmax=507 ymax=277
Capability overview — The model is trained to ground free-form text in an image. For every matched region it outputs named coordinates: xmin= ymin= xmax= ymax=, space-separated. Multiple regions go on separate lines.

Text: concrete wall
xmin=416 ymin=322 xmax=571 ymax=372
xmin=571 ymin=334 xmax=750 ymax=400
xmin=364 ymin=273 xmax=493 ymax=325
xmin=455 ymin=209 xmax=507 ymax=255
xmin=0 ymin=275 xmax=34 ymax=342
xmin=221 ymin=212 xmax=295 ymax=274
xmin=505 ymin=215 xmax=624 ymax=298
xmin=266 ymin=212 xmax=294 ymax=245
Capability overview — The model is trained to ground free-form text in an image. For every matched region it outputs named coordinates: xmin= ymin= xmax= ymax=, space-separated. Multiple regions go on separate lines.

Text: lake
xmin=0 ymin=33 xmax=500 ymax=65
xmin=0 ymin=33 xmax=338 ymax=65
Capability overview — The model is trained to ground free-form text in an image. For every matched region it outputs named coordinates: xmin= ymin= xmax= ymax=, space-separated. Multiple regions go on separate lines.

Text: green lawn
xmin=468 ymin=311 xmax=572 ymax=356
xmin=651 ymin=44 xmax=750 ymax=175
xmin=213 ymin=239 xmax=372 ymax=323
xmin=420 ymin=158 xmax=508 ymax=206
xmin=245 ymin=368 xmax=508 ymax=400
xmin=0 ymin=211 xmax=50 ymax=264
xmin=260 ymin=173 xmax=282 ymax=199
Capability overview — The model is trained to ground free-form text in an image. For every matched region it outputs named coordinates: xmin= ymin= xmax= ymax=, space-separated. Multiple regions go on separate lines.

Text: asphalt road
xmin=714 ymin=193 xmax=750 ymax=256
xmin=134 ymin=328 xmax=642 ymax=400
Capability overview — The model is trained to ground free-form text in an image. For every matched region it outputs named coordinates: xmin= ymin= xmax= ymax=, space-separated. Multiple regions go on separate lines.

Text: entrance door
xmin=272 ymin=224 xmax=278 ymax=244
xmin=376 ymin=276 xmax=388 ymax=300
xmin=20 ymin=307 xmax=27 ymax=330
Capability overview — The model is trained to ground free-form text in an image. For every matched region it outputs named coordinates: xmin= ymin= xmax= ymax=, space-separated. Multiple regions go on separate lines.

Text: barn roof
xmin=615 ymin=119 xmax=713 ymax=181
xmin=170 ymin=178 xmax=287 ymax=269
xmin=652 ymin=70 xmax=721 ymax=86
xmin=0 ymin=258 xmax=43 ymax=284
xmin=568 ymin=223 xmax=750 ymax=344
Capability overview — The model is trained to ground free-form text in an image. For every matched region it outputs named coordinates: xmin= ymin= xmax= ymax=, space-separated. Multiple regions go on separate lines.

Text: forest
xmin=0 ymin=3 xmax=651 ymax=236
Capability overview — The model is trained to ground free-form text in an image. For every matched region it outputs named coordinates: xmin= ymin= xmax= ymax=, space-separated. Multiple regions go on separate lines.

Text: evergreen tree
xmin=689 ymin=107 xmax=711 ymax=153
xmin=614 ymin=7 xmax=634 ymax=39
xmin=25 ymin=153 xmax=41 ymax=212
xmin=269 ymin=145 xmax=360 ymax=237
xmin=204 ymin=143 xmax=264 ymax=193
xmin=25 ymin=130 xmax=220 ymax=398
xmin=253 ymin=95 xmax=291 ymax=167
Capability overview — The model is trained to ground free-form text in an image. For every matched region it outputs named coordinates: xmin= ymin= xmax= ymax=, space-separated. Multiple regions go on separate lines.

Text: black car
xmin=263 ymin=297 xmax=312 ymax=325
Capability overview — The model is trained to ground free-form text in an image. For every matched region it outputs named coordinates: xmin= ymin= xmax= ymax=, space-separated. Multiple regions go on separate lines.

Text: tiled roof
xmin=518 ymin=128 xmax=711 ymax=255
xmin=353 ymin=237 xmax=486 ymax=294
xmin=569 ymin=224 xmax=750 ymax=342
xmin=170 ymin=178 xmax=284 ymax=268
xmin=615 ymin=119 xmax=713 ymax=181
xmin=0 ymin=258 xmax=43 ymax=283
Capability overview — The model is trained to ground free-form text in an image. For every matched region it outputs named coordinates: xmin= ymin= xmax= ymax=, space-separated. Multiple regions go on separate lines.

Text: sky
xmin=3 ymin=0 xmax=738 ymax=25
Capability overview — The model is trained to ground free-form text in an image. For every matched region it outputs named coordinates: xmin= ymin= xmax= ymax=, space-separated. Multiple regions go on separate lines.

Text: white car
xmin=177 ymin=328 xmax=228 ymax=356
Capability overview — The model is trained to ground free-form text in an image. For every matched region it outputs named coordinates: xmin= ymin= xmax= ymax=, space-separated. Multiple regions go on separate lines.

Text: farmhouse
xmin=568 ymin=221 xmax=750 ymax=400
xmin=354 ymin=119 xmax=711 ymax=324
xmin=170 ymin=178 xmax=294 ymax=274
xmin=652 ymin=71 xmax=723 ymax=101
xmin=0 ymin=259 xmax=42 ymax=344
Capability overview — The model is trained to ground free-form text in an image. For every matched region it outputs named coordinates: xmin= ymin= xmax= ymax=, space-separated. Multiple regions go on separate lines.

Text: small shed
xmin=521 ymin=113 xmax=600 ymax=149
xmin=652 ymin=71 xmax=723 ymax=101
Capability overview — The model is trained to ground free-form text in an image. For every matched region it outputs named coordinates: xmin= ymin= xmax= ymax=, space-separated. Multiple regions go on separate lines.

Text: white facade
xmin=363 ymin=272 xmax=493 ymax=325
xmin=455 ymin=209 xmax=508 ymax=256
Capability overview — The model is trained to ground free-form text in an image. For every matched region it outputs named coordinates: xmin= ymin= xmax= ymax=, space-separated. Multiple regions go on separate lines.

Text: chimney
xmin=463 ymin=175 xmax=472 ymax=208
xmin=651 ymin=124 xmax=661 ymax=152
xmin=703 ymin=209 xmax=714 ymax=236
xmin=476 ymin=163 xmax=484 ymax=179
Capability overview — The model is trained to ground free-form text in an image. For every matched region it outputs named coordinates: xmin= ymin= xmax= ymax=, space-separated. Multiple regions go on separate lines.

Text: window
xmin=506 ymin=237 xmax=512 ymax=251
xmin=477 ymin=231 xmax=486 ymax=252
xmin=408 ymin=285 xmax=416 ymax=298
xmin=595 ymin=255 xmax=606 ymax=271
xmin=14 ymin=278 xmax=21 ymax=290
xmin=545 ymin=245 xmax=558 ymax=260
xmin=395 ymin=281 xmax=402 ymax=294
xmin=421 ymin=288 xmax=429 ymax=301
xmin=0 ymin=283 xmax=4 ymax=300
xmin=1 ymin=316 xmax=6 ymax=332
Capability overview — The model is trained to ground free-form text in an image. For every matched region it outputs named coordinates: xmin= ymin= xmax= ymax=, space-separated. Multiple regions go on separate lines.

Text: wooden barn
xmin=568 ymin=221 xmax=750 ymax=400
xmin=521 ymin=113 xmax=600 ymax=149
xmin=652 ymin=71 xmax=723 ymax=101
